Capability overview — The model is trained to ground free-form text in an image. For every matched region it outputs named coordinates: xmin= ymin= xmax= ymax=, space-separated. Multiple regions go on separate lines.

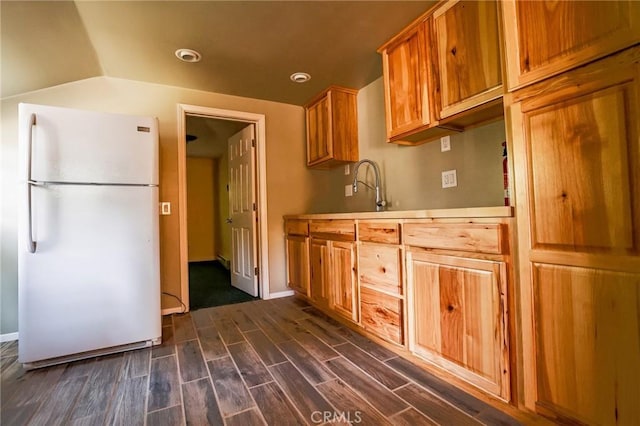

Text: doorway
xmin=177 ymin=104 xmax=270 ymax=312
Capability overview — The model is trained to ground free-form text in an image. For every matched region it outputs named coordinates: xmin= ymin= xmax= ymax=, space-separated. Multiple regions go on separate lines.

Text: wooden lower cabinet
xmin=532 ymin=265 xmax=640 ymax=424
xmin=406 ymin=250 xmax=510 ymax=400
xmin=360 ymin=286 xmax=404 ymax=345
xmin=309 ymin=239 xmax=330 ymax=307
xmin=285 ymin=235 xmax=309 ymax=296
xmin=308 ymin=238 xmax=358 ymax=322
xmin=358 ymin=240 xmax=405 ymax=345
xmin=329 ymin=241 xmax=358 ymax=322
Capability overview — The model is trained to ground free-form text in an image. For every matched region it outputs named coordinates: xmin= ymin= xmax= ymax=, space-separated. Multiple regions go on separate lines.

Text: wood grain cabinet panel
xmin=508 ymin=47 xmax=640 ymax=423
xmin=359 ymin=243 xmax=403 ymax=295
xmin=285 ymin=235 xmax=309 ymax=296
xmin=524 ymin=80 xmax=638 ymax=254
xmin=309 ymin=220 xmax=356 ymax=242
xmin=357 ymin=221 xmax=401 ymax=245
xmin=433 ymin=0 xmax=503 ymax=118
xmin=329 ymin=241 xmax=359 ymax=323
xmin=380 ymin=20 xmax=433 ymax=140
xmin=532 ymin=264 xmax=640 ymax=425
xmin=309 ymin=239 xmax=330 ymax=307
xmin=285 ymin=220 xmax=309 ymax=237
xmin=404 ymin=222 xmax=504 ymax=254
xmin=305 ymin=86 xmax=358 ymax=169
xmin=407 ymin=251 xmax=510 ymax=400
xmin=502 ymin=0 xmax=640 ymax=91
xmin=360 ymin=287 xmax=404 ymax=345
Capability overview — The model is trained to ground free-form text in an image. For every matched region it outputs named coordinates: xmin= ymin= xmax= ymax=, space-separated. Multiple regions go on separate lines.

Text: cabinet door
xmin=407 ymin=251 xmax=509 ymax=400
xmin=381 ymin=20 xmax=434 ymax=139
xmin=433 ymin=0 xmax=502 ymax=118
xmin=309 ymin=239 xmax=330 ymax=307
xmin=306 ymin=95 xmax=331 ymax=165
xmin=502 ymin=0 xmax=640 ymax=91
xmin=286 ymin=235 xmax=309 ymax=296
xmin=359 ymin=243 xmax=402 ymax=295
xmin=360 ymin=286 xmax=404 ymax=345
xmin=509 ymin=47 xmax=640 ymax=423
xmin=329 ymin=241 xmax=358 ymax=322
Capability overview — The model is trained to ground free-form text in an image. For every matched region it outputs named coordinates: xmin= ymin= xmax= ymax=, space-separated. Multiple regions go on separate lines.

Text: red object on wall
xmin=502 ymin=141 xmax=509 ymax=206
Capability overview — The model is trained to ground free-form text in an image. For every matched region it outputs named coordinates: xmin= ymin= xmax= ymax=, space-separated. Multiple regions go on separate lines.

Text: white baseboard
xmin=1 ymin=332 xmax=19 ymax=342
xmin=217 ymin=255 xmax=230 ymax=270
xmin=267 ymin=290 xmax=295 ymax=300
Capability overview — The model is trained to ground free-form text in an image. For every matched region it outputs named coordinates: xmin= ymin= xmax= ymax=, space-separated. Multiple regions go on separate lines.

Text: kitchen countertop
xmin=284 ymin=206 xmax=514 ymax=220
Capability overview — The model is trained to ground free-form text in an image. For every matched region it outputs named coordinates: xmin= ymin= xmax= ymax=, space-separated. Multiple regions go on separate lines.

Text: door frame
xmin=176 ymin=104 xmax=270 ymax=312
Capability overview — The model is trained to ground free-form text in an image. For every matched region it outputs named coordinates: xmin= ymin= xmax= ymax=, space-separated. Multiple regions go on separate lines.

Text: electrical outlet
xmin=441 ymin=170 xmax=457 ymax=188
xmin=344 ymin=164 xmax=350 ymax=175
xmin=345 ymin=184 xmax=353 ymax=197
xmin=440 ymin=135 xmax=451 ymax=152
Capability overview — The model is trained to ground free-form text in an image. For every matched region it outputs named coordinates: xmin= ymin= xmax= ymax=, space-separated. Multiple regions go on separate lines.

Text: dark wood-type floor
xmin=1 ymin=297 xmax=525 ymax=425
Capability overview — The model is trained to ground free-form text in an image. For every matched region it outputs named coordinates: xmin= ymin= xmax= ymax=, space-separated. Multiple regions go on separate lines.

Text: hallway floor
xmin=189 ymin=260 xmax=257 ymax=310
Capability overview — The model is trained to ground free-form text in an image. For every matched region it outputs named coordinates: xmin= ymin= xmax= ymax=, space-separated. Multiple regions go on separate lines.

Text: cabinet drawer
xmin=358 ymin=221 xmax=401 ymax=244
xmin=359 ymin=244 xmax=402 ymax=295
xmin=310 ymin=220 xmax=356 ymax=241
xmin=403 ymin=223 xmax=504 ymax=254
xmin=360 ymin=287 xmax=403 ymax=345
xmin=286 ymin=220 xmax=309 ymax=236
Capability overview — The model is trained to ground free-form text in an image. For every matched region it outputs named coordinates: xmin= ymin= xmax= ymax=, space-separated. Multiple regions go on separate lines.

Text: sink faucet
xmin=352 ymin=159 xmax=386 ymax=211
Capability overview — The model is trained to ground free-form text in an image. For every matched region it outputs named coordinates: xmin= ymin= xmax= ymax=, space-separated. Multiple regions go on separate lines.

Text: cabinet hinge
xmin=254 ymin=267 xmax=259 ymax=276
xmin=252 ymin=139 xmax=256 ymax=148
xmin=253 ymin=202 xmax=257 ymax=211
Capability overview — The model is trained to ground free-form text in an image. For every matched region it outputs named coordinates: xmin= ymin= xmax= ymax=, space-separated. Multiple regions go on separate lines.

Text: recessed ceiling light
xmin=175 ymin=48 xmax=202 ymax=63
xmin=290 ymin=72 xmax=311 ymax=83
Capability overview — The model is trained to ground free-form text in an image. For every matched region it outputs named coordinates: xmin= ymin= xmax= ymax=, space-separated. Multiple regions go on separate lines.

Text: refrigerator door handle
xmin=26 ymin=113 xmax=37 ymax=253
xmin=26 ymin=113 xmax=36 ymax=181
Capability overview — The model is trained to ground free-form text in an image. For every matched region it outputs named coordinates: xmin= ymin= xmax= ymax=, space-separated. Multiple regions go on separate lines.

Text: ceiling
xmin=1 ymin=0 xmax=434 ymax=106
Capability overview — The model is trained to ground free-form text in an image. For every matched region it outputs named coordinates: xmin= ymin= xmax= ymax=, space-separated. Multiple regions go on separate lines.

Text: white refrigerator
xmin=18 ymin=103 xmax=162 ymax=369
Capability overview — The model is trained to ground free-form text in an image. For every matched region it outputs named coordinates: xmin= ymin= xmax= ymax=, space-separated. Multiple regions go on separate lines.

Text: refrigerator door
xmin=19 ymin=103 xmax=158 ymax=185
xmin=18 ymin=184 xmax=161 ymax=363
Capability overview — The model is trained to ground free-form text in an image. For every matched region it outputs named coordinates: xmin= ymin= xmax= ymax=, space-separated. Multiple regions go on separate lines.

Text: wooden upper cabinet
xmin=380 ymin=19 xmax=434 ymax=140
xmin=305 ymin=86 xmax=358 ymax=169
xmin=502 ymin=0 xmax=640 ymax=91
xmin=378 ymin=1 xmax=505 ymax=146
xmin=433 ymin=0 xmax=503 ymax=118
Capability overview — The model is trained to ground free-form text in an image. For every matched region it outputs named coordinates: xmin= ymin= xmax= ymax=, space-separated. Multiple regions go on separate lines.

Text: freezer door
xmin=19 ymin=103 xmax=158 ymax=185
xmin=18 ymin=184 xmax=161 ymax=363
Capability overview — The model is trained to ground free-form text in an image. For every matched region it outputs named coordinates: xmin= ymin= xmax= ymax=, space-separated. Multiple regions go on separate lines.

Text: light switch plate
xmin=345 ymin=184 xmax=353 ymax=197
xmin=160 ymin=202 xmax=171 ymax=215
xmin=442 ymin=170 xmax=457 ymax=188
xmin=440 ymin=135 xmax=451 ymax=152
xmin=344 ymin=164 xmax=350 ymax=175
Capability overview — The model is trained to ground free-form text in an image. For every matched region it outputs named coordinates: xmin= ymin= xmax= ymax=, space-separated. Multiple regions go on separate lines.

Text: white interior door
xmin=228 ymin=125 xmax=258 ymax=297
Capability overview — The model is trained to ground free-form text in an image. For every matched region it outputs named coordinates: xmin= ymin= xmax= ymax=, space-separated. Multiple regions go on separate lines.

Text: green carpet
xmin=188 ymin=260 xmax=258 ymax=310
